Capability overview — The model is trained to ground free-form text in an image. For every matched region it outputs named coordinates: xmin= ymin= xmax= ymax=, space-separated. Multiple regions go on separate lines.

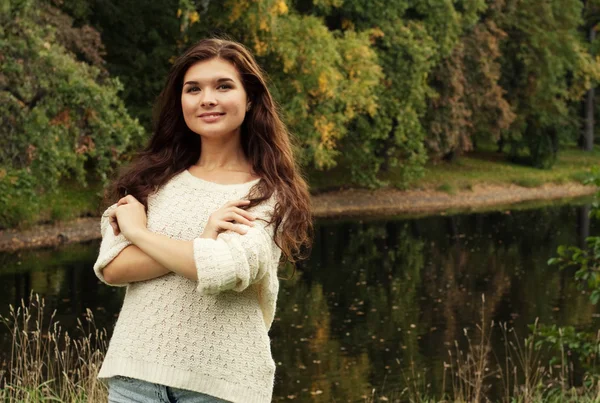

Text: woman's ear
xmin=246 ymin=102 xmax=252 ymax=112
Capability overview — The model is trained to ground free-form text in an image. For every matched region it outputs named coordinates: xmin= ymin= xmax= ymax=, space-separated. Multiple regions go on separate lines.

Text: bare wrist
xmin=199 ymin=229 xmax=218 ymax=240
xmin=128 ymin=228 xmax=150 ymax=244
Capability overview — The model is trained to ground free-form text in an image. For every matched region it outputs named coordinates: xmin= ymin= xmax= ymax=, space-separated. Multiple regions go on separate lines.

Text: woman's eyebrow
xmin=183 ymin=77 xmax=235 ymax=86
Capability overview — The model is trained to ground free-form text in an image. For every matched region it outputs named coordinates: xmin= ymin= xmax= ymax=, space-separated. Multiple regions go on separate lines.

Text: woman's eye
xmin=187 ymin=86 xmax=200 ymax=93
xmin=217 ymin=84 xmax=232 ymax=90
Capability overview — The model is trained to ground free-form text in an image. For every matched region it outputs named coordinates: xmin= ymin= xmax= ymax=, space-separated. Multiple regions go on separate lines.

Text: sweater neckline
xmin=182 ymin=169 xmax=261 ymax=190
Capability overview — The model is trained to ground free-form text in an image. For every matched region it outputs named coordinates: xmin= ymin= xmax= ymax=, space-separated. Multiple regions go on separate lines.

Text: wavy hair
xmin=105 ymin=38 xmax=312 ymax=264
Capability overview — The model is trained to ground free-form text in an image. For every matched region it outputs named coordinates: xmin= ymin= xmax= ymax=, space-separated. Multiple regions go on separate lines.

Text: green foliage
xmin=306 ymin=1 xmax=436 ymax=187
xmin=533 ymin=324 xmax=600 ymax=376
xmin=52 ymin=0 xmax=600 ymax=193
xmin=5 ymin=0 xmax=598 ymax=207
xmin=0 ymin=0 xmax=145 ymax=228
xmin=549 ymin=239 xmax=600 ymax=304
xmin=541 ymin=168 xmax=600 ymax=380
xmin=499 ymin=0 xmax=600 ymax=168
xmin=548 ymin=169 xmax=600 ymax=305
xmin=81 ymin=0 xmax=182 ymax=127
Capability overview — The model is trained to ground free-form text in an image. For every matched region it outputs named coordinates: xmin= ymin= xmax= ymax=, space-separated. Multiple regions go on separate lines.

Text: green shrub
xmin=0 ymin=0 xmax=145 ymax=228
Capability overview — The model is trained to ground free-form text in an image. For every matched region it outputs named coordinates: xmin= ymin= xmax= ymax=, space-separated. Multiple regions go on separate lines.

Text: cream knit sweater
xmin=93 ymin=170 xmax=282 ymax=403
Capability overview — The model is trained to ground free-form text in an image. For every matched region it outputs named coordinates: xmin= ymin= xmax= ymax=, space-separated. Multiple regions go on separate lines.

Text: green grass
xmin=512 ymin=177 xmax=544 ymax=188
xmin=308 ymin=145 xmax=600 ymax=194
xmin=0 ymin=180 xmax=103 ymax=230
xmin=39 ymin=180 xmax=104 ymax=223
xmin=414 ymin=145 xmax=600 ymax=191
xmin=437 ymin=182 xmax=458 ymax=194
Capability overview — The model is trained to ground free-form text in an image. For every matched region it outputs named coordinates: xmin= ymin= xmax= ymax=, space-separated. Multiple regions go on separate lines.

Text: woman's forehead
xmin=183 ymin=58 xmax=241 ymax=83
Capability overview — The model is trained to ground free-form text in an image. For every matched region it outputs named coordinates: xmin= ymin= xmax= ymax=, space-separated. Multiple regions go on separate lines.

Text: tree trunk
xmin=583 ymin=25 xmax=596 ymax=151
xmin=577 ymin=204 xmax=591 ymax=249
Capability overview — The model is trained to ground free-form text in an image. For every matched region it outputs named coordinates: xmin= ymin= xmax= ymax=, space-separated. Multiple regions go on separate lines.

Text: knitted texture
xmin=93 ymin=170 xmax=282 ymax=403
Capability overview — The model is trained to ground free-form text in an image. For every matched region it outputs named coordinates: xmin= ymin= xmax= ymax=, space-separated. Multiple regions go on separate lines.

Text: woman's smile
xmin=198 ymin=112 xmax=226 ymax=123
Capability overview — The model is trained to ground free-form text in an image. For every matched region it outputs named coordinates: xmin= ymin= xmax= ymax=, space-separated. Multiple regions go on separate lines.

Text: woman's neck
xmin=195 ymin=134 xmax=249 ymax=172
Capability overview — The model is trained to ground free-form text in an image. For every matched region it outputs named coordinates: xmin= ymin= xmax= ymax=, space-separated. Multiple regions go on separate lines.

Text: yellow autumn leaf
xmin=254 ymin=40 xmax=268 ymax=56
xmin=228 ymin=0 xmax=251 ymax=23
xmin=314 ymin=115 xmax=337 ymax=149
xmin=270 ymin=0 xmax=288 ymax=15
xmin=318 ymin=72 xmax=329 ymax=95
xmin=189 ymin=11 xmax=199 ymax=24
xmin=259 ymin=17 xmax=269 ymax=32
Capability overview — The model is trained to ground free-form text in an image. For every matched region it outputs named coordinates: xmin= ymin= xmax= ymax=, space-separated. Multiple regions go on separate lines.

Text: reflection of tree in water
xmin=417 ymin=206 xmax=598 ymax=397
xmin=274 ymin=206 xmax=597 ymax=399
xmin=272 ymin=220 xmax=427 ymax=400
xmin=272 ymin=277 xmax=372 ymax=401
xmin=418 ymin=205 xmax=596 ymax=332
xmin=0 ymin=242 xmax=123 ymax=336
xmin=421 ymin=214 xmax=511 ymax=341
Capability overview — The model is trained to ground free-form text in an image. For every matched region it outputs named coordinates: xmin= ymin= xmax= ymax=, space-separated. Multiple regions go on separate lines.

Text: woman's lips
xmin=198 ymin=113 xmax=225 ymax=123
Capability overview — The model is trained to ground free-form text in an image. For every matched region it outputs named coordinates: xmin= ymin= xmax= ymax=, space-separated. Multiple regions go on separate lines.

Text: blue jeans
xmin=107 ymin=375 xmax=231 ymax=403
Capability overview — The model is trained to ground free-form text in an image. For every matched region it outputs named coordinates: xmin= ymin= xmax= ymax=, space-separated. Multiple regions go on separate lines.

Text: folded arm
xmin=129 ymin=216 xmax=277 ymax=295
xmin=93 ymin=204 xmax=170 ymax=287
xmin=95 ymin=200 xmax=278 ymax=292
xmin=102 ymin=245 xmax=171 ymax=285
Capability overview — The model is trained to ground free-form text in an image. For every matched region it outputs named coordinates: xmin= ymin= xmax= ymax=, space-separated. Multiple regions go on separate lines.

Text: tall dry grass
xmin=0 ymin=292 xmax=108 ymax=402
xmin=1 ymin=292 xmax=598 ymax=402
xmin=367 ymin=295 xmax=600 ymax=403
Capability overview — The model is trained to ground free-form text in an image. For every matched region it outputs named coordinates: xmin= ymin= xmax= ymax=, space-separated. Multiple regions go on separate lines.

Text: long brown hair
xmin=105 ymin=38 xmax=312 ymax=263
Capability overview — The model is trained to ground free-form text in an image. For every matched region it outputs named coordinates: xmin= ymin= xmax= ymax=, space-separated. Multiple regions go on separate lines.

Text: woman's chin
xmin=194 ymin=127 xmax=239 ymax=139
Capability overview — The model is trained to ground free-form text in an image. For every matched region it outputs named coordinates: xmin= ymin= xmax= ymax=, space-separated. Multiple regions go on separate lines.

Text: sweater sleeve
xmin=93 ymin=203 xmax=132 ymax=287
xmin=193 ymin=205 xmax=279 ymax=295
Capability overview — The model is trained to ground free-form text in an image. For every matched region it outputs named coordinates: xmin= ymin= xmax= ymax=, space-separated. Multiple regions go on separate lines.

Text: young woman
xmin=93 ymin=38 xmax=312 ymax=403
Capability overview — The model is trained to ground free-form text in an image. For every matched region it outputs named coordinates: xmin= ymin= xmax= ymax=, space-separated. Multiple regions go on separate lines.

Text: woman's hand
xmin=201 ymin=200 xmax=256 ymax=239
xmin=108 ymin=195 xmax=148 ymax=242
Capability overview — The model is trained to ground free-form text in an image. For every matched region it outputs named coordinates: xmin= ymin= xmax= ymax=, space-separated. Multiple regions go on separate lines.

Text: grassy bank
xmin=416 ymin=146 xmax=600 ymax=194
xmin=310 ymin=145 xmax=600 ymax=193
xmin=3 ymin=146 xmax=600 ymax=230
xmin=1 ymin=181 xmax=103 ymax=230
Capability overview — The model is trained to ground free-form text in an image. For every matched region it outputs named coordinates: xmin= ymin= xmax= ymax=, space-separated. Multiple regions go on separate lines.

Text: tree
xmin=0 ymin=0 xmax=144 ymax=227
xmin=582 ymin=0 xmax=600 ymax=151
xmin=424 ymin=1 xmax=515 ymax=160
xmin=72 ymin=0 xmax=182 ymax=129
xmin=498 ymin=0 xmax=600 ymax=168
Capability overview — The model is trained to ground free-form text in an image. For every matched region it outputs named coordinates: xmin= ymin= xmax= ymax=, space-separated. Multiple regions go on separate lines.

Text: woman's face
xmin=181 ymin=58 xmax=248 ymax=140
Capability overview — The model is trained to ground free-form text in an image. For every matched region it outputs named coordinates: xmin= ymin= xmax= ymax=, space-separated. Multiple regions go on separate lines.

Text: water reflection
xmin=0 ymin=201 xmax=598 ymax=401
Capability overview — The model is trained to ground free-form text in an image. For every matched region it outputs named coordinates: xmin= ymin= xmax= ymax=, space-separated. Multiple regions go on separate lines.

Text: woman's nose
xmin=200 ymin=91 xmax=217 ymax=107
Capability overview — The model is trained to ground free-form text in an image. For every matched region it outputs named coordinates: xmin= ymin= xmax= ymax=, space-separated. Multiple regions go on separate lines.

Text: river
xmin=1 ymin=198 xmax=599 ymax=401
